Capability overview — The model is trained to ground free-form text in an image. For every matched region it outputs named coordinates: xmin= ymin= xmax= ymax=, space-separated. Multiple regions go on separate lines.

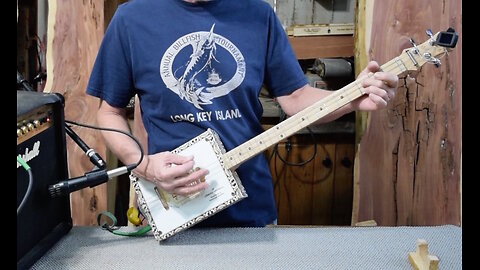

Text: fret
xmin=380 ymin=56 xmax=407 ymax=77
xmin=393 ymin=57 xmax=407 ymax=74
xmin=354 ymin=81 xmax=365 ymax=95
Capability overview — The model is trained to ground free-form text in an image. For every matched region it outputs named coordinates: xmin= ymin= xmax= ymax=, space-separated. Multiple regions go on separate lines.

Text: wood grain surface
xmin=45 ymin=0 xmax=106 ymax=225
xmin=353 ymin=0 xmax=462 ymax=226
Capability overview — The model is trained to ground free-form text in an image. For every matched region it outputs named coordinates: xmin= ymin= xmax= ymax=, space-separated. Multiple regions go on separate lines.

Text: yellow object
xmin=127 ymin=207 xmax=141 ymax=226
xmin=408 ymin=239 xmax=439 ymax=270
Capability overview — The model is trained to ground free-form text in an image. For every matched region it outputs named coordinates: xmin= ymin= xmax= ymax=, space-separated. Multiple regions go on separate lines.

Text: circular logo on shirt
xmin=160 ymin=24 xmax=246 ymax=110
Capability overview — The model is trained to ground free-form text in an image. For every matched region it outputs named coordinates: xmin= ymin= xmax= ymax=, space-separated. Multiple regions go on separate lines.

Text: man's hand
xmin=144 ymin=152 xmax=209 ymax=196
xmin=351 ymin=61 xmax=398 ymax=111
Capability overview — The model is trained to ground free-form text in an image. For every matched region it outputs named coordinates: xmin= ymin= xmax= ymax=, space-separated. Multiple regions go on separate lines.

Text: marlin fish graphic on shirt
xmin=160 ymin=24 xmax=246 ymax=110
xmin=176 ymin=24 xmax=218 ymax=109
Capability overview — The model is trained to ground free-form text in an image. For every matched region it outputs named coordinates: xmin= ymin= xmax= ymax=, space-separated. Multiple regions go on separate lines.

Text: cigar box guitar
xmin=131 ymin=28 xmax=458 ymax=242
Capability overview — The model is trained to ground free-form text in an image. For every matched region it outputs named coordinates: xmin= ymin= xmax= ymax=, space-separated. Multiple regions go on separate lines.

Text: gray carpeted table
xmin=31 ymin=225 xmax=461 ymax=269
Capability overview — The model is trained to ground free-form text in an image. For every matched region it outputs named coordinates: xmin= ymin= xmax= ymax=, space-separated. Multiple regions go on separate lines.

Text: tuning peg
xmin=409 ymin=38 xmax=419 ymax=54
xmin=426 ymin=29 xmax=433 ymax=38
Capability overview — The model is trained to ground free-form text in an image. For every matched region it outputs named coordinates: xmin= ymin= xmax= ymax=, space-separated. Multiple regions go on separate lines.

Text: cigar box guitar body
xmin=131 ymin=29 xmax=458 ymax=242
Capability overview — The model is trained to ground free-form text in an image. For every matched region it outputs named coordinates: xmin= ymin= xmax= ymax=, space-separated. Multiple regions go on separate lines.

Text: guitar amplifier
xmin=17 ymin=91 xmax=72 ymax=269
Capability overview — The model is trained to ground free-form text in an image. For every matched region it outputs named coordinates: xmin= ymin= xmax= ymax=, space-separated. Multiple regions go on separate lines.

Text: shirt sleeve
xmin=263 ymin=9 xmax=308 ymax=97
xmin=86 ymin=5 xmax=135 ymax=108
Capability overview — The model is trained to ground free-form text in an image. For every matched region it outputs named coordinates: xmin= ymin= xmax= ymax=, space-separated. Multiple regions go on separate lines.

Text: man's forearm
xmin=97 ymin=102 xmax=149 ymax=179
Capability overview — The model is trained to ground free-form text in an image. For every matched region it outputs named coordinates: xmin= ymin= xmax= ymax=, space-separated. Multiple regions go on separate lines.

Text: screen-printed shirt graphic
xmin=160 ymin=24 xmax=246 ymax=110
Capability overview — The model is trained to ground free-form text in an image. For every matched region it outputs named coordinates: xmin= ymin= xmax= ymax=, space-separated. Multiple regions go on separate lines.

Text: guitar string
xmin=224 ymin=55 xmax=409 ymax=168
xmin=226 ymin=57 xmax=404 ymax=159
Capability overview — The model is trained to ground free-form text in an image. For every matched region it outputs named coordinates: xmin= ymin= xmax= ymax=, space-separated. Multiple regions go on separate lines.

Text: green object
xmin=97 ymin=211 xmax=151 ymax=237
xmin=17 ymin=155 xmax=31 ymax=170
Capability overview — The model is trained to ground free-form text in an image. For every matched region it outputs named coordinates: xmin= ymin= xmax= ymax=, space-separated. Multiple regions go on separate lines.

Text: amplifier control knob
xmin=21 ymin=126 xmax=28 ymax=134
xmin=17 ymin=129 xmax=22 ymax=137
xmin=27 ymin=123 xmax=34 ymax=131
xmin=33 ymin=120 xmax=41 ymax=128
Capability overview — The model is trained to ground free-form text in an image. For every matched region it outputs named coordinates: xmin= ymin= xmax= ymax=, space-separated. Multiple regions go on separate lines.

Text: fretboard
xmin=222 ymin=56 xmax=407 ymax=170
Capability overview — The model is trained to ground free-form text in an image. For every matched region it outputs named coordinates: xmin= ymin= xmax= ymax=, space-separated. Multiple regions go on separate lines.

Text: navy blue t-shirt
xmin=86 ymin=0 xmax=308 ymax=227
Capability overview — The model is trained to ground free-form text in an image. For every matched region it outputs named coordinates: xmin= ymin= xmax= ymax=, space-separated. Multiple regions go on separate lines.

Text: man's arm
xmin=97 ymin=100 xmax=143 ymax=171
xmin=96 ymin=100 xmax=208 ymax=195
xmin=276 ymin=61 xmax=398 ymax=122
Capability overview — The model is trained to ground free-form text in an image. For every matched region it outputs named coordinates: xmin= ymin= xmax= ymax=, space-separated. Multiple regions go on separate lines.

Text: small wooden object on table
xmin=408 ymin=239 xmax=439 ymax=270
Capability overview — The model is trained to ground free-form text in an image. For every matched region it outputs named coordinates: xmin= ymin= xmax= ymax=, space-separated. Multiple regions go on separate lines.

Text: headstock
xmin=400 ymin=28 xmax=458 ymax=73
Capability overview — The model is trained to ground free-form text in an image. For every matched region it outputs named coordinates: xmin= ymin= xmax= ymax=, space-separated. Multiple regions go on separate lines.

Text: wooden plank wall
xmin=17 ymin=0 xmax=37 ymax=84
xmin=45 ymin=0 xmax=106 ymax=225
xmin=266 ymin=0 xmax=356 ymax=27
xmin=353 ymin=0 xmax=462 ymax=226
xmin=266 ymin=134 xmax=354 ymax=225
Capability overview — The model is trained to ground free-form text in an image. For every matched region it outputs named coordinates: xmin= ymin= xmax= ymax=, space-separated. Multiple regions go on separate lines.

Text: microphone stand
xmin=17 ymin=71 xmax=36 ymax=92
xmin=17 ymin=70 xmax=106 ymax=170
xmin=17 ymin=70 xmax=127 ymax=197
xmin=64 ymin=124 xmax=106 ymax=170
